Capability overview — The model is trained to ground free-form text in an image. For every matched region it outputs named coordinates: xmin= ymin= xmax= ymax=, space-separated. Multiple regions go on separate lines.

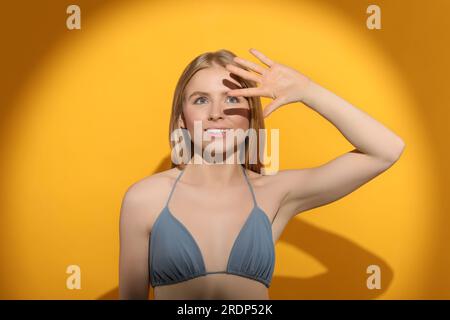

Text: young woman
xmin=118 ymin=48 xmax=405 ymax=300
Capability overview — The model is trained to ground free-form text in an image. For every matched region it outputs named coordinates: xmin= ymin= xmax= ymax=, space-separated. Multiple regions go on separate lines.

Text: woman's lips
xmin=204 ymin=128 xmax=232 ymax=138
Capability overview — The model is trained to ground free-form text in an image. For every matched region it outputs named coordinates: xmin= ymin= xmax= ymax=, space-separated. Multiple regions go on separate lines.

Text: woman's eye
xmin=193 ymin=96 xmax=240 ymax=104
xmin=194 ymin=97 xmax=207 ymax=104
xmin=227 ymin=96 xmax=240 ymax=103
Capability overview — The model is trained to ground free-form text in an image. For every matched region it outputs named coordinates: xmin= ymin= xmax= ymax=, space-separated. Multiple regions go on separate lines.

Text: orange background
xmin=0 ymin=0 xmax=448 ymax=299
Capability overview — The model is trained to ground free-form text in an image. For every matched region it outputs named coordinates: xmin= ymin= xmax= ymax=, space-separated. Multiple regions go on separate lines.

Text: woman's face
xmin=181 ymin=64 xmax=252 ymax=161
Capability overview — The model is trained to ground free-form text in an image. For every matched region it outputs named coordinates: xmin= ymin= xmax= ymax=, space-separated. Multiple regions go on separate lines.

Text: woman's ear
xmin=178 ymin=116 xmax=186 ymax=129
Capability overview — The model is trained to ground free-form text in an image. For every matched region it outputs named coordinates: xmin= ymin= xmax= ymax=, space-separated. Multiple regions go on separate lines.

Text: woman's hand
xmin=225 ymin=48 xmax=312 ymax=118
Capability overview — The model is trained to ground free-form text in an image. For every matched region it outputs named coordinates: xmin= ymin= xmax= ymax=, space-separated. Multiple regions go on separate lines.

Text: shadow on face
xmin=180 ymin=65 xmax=253 ymax=157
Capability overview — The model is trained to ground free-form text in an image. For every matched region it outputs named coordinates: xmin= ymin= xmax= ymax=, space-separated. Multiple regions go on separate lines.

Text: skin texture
xmin=119 ymin=48 xmax=406 ymax=300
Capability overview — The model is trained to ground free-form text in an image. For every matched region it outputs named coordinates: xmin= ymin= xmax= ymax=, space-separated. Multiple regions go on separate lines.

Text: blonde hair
xmin=168 ymin=49 xmax=265 ymax=174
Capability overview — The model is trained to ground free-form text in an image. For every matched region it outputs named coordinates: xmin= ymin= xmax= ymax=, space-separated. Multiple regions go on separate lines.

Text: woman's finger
xmin=225 ymin=64 xmax=262 ymax=84
xmin=227 ymin=87 xmax=265 ymax=97
xmin=232 ymin=56 xmax=267 ymax=75
xmin=249 ymin=48 xmax=275 ymax=68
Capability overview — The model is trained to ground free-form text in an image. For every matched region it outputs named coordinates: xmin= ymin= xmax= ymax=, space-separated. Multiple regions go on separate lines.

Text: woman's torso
xmin=146 ymin=166 xmax=291 ymax=299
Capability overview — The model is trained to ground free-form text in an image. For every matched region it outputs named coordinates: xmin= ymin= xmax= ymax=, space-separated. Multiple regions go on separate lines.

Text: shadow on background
xmin=0 ymin=0 xmax=448 ymax=298
xmin=97 ymin=156 xmax=393 ymax=300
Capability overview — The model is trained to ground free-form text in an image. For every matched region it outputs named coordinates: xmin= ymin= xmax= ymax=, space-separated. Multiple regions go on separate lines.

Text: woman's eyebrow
xmin=188 ymin=90 xmax=238 ymax=99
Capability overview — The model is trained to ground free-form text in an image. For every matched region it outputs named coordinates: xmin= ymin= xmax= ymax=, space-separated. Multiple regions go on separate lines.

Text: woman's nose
xmin=207 ymin=102 xmax=225 ymax=121
xmin=207 ymin=112 xmax=223 ymax=121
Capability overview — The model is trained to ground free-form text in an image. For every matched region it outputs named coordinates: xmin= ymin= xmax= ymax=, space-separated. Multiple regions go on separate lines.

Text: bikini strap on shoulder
xmin=166 ymin=168 xmax=185 ymax=207
xmin=241 ymin=165 xmax=257 ymax=206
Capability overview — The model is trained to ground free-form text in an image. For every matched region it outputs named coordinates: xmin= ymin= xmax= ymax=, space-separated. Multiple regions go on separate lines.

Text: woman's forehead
xmin=187 ymin=66 xmax=242 ymax=91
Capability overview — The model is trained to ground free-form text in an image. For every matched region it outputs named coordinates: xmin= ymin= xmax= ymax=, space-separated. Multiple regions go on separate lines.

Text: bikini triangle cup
xmin=149 ymin=165 xmax=275 ymax=288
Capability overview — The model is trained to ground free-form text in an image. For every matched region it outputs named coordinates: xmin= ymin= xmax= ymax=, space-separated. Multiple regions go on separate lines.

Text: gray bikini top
xmin=149 ymin=165 xmax=275 ymax=288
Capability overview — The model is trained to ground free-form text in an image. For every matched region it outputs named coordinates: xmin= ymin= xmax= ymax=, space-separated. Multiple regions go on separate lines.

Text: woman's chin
xmin=190 ymin=143 xmax=240 ymax=162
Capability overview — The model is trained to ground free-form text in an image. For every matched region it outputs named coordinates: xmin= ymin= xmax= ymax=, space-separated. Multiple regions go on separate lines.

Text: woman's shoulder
xmin=120 ymin=168 xmax=181 ymax=230
xmin=128 ymin=167 xmax=181 ymax=191
xmin=244 ymin=167 xmax=274 ymax=188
